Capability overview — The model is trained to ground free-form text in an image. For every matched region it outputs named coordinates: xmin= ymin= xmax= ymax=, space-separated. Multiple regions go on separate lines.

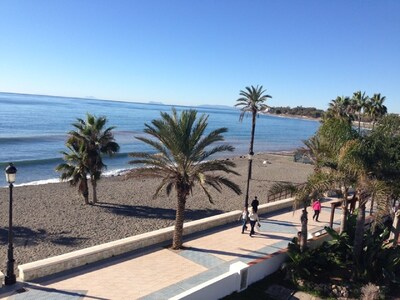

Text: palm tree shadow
xmin=96 ymin=202 xmax=224 ymax=221
xmin=184 ymin=246 xmax=262 ymax=260
xmin=0 ymin=227 xmax=89 ymax=247
xmin=50 ymin=236 xmax=90 ymax=246
xmin=0 ymin=226 xmax=47 ymax=247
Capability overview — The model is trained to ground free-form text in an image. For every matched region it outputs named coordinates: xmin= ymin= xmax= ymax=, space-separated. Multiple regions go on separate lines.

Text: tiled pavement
xmin=1 ymin=199 xmax=340 ymax=300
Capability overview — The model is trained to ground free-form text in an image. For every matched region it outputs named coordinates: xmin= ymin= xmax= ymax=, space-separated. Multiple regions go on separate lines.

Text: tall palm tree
xmin=56 ymin=142 xmax=90 ymax=205
xmin=235 ymin=85 xmax=272 ymax=209
xmin=128 ymin=109 xmax=242 ymax=249
xmin=68 ymin=114 xmax=120 ymax=203
xmin=351 ymin=91 xmax=369 ymax=134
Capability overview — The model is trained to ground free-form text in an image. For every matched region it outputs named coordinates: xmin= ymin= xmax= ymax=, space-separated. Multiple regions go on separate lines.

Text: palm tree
xmin=298 ymin=135 xmax=326 ymax=172
xmin=326 ymin=96 xmax=351 ymax=120
xmin=335 ymin=136 xmax=394 ymax=276
xmin=235 ymin=85 xmax=272 ymax=209
xmin=56 ymin=142 xmax=90 ymax=205
xmin=367 ymin=93 xmax=387 ymax=129
xmin=269 ymin=172 xmax=332 ymax=252
xmin=128 ymin=109 xmax=242 ymax=249
xmin=308 ymin=117 xmax=359 ymax=233
xmin=363 ymin=115 xmax=400 ymax=246
xmin=351 ymin=91 xmax=369 ymax=134
xmin=68 ymin=114 xmax=120 ymax=203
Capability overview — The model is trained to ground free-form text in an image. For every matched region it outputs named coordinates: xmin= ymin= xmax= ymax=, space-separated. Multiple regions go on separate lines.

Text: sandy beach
xmin=0 ymin=152 xmax=313 ymax=268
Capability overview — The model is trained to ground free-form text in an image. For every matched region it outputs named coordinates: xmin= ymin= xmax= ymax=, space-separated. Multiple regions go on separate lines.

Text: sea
xmin=0 ymin=92 xmax=320 ymax=186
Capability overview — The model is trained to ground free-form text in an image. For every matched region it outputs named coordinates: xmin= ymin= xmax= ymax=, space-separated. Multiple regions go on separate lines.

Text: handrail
xmin=267 ymin=183 xmax=305 ymax=203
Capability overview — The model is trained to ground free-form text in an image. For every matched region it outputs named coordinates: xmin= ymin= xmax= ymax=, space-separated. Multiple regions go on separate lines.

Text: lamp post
xmin=4 ymin=163 xmax=17 ymax=285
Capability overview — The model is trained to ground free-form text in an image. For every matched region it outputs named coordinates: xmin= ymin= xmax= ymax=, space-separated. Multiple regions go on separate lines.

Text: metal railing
xmin=267 ymin=183 xmax=305 ymax=203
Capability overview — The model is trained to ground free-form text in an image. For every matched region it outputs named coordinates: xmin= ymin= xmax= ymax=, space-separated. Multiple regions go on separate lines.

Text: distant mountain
xmin=148 ymin=101 xmax=164 ymax=105
xmin=197 ymin=104 xmax=234 ymax=110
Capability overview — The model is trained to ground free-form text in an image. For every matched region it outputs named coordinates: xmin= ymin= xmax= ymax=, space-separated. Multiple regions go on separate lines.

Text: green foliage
xmin=268 ymin=106 xmax=324 ymax=119
xmin=284 ymin=219 xmax=400 ymax=297
xmin=323 ymin=226 xmax=353 ymax=266
xmin=318 ymin=117 xmax=359 ymax=164
xmin=284 ymin=237 xmax=336 ymax=284
xmin=360 ymin=227 xmax=400 ymax=285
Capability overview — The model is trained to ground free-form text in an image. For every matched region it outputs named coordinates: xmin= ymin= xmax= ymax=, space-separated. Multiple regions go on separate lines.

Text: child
xmin=312 ymin=198 xmax=321 ymax=221
xmin=239 ymin=207 xmax=248 ymax=234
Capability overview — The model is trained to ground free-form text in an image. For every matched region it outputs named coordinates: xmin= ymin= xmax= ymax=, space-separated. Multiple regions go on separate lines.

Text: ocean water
xmin=0 ymin=92 xmax=320 ymax=185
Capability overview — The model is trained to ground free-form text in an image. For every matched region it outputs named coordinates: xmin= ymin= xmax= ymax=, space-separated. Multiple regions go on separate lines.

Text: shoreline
xmin=0 ymin=152 xmax=313 ymax=267
xmin=262 ymin=112 xmax=321 ymax=122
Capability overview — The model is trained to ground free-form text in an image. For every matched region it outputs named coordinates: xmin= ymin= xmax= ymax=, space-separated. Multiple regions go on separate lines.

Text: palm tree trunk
xmin=91 ymin=178 xmax=98 ymax=204
xmin=248 ymin=111 xmax=256 ymax=180
xmin=244 ymin=158 xmax=252 ymax=209
xmin=369 ymin=194 xmax=374 ymax=216
xmin=390 ymin=211 xmax=400 ymax=247
xmin=81 ymin=178 xmax=89 ymax=205
xmin=243 ymin=111 xmax=256 ymax=209
xmin=300 ymin=206 xmax=308 ymax=252
xmin=339 ymin=188 xmax=349 ymax=234
xmin=172 ymin=189 xmax=187 ymax=250
xmin=353 ymin=199 xmax=366 ymax=264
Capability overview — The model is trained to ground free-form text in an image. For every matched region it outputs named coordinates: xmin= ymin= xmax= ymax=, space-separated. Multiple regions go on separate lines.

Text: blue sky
xmin=1 ymin=1 xmax=399 ymax=112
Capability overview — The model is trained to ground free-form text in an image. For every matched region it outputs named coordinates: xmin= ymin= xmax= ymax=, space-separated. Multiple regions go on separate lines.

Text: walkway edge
xmin=18 ymin=198 xmax=295 ymax=281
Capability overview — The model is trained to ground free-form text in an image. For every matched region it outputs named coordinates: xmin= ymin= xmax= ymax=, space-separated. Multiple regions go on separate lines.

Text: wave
xmin=0 ymin=134 xmax=67 ymax=144
xmin=0 ymin=152 xmax=132 ymax=165
xmin=0 ymin=130 xmax=146 ymax=146
xmin=10 ymin=167 xmax=135 ymax=187
xmin=14 ymin=178 xmax=61 ymax=187
xmin=0 ymin=157 xmax=63 ymax=166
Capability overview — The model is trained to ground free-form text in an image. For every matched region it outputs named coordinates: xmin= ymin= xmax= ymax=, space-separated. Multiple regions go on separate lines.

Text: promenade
xmin=1 ymin=200 xmax=338 ymax=300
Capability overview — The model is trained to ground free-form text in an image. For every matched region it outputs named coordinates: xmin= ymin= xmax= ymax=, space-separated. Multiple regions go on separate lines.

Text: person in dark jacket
xmin=251 ymin=196 xmax=259 ymax=213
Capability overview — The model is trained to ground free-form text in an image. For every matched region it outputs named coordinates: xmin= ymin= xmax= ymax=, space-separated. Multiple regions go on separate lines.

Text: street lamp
xmin=4 ymin=163 xmax=17 ymax=285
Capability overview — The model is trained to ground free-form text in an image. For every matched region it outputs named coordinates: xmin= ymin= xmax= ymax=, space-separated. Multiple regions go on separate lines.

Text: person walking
xmin=312 ymin=198 xmax=321 ymax=222
xmin=239 ymin=207 xmax=248 ymax=234
xmin=248 ymin=207 xmax=260 ymax=237
xmin=251 ymin=196 xmax=259 ymax=213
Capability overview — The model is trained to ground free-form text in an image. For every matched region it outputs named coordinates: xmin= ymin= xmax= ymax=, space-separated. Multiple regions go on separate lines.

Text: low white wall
xmin=170 ymin=270 xmax=239 ymax=300
xmin=18 ymin=198 xmax=295 ymax=282
xmin=171 ymin=230 xmax=333 ymax=300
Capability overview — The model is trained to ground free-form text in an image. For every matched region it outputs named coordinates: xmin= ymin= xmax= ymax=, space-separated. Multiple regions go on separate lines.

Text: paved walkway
xmin=1 ymin=200 xmax=339 ymax=300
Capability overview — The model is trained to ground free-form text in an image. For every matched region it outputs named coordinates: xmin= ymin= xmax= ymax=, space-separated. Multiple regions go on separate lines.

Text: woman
xmin=312 ymin=198 xmax=321 ymax=222
xmin=248 ymin=207 xmax=261 ymax=237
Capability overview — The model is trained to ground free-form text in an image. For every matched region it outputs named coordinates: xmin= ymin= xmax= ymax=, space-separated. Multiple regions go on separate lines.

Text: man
xmin=251 ymin=196 xmax=259 ymax=213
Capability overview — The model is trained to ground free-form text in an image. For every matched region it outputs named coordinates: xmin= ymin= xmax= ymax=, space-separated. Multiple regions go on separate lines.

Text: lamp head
xmin=5 ymin=163 xmax=17 ymax=184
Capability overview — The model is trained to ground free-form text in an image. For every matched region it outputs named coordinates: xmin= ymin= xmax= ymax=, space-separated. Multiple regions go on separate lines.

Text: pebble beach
xmin=0 ymin=152 xmax=313 ymax=268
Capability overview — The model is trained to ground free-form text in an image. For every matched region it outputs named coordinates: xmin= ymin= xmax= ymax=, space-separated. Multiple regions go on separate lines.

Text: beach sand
xmin=0 ymin=152 xmax=313 ymax=267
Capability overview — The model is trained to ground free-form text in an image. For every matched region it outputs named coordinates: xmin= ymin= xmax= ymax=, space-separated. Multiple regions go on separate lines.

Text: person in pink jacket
xmin=312 ymin=198 xmax=321 ymax=222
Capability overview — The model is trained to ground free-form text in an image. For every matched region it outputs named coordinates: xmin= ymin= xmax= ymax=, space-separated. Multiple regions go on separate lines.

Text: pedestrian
xmin=251 ymin=196 xmax=259 ymax=213
xmin=312 ymin=198 xmax=321 ymax=221
xmin=248 ymin=207 xmax=261 ymax=237
xmin=238 ymin=207 xmax=248 ymax=234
